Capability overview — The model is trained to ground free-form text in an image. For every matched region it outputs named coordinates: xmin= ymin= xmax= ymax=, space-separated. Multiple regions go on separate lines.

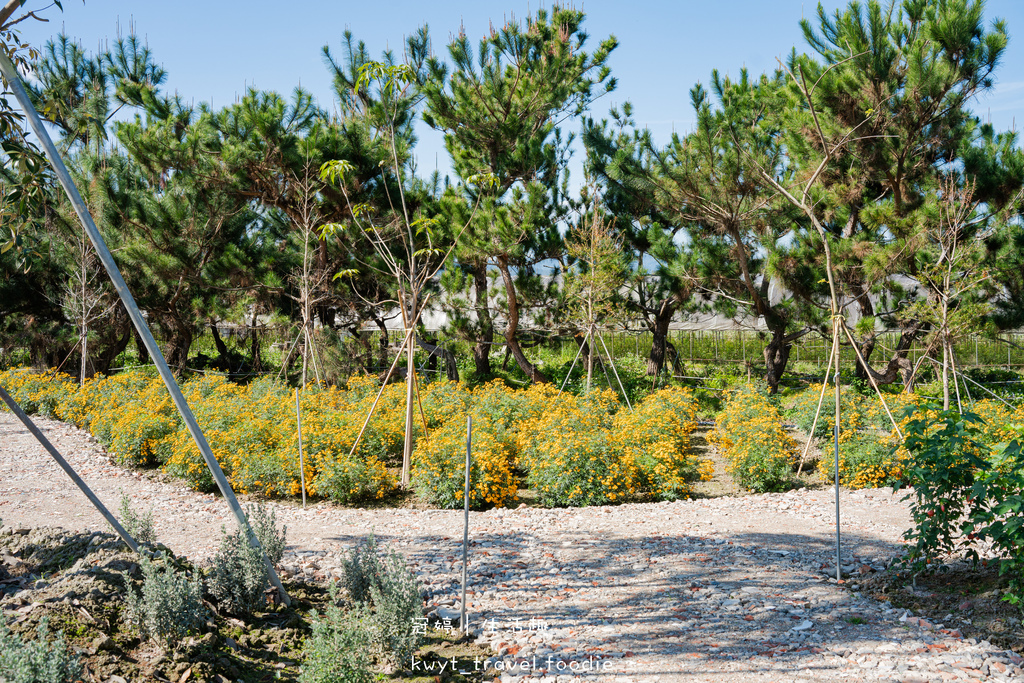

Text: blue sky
xmin=17 ymin=0 xmax=1024 ymax=181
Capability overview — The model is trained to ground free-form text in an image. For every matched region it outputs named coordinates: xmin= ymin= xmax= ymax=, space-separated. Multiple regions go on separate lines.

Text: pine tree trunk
xmin=164 ymin=326 xmax=193 ymax=375
xmin=853 ymin=334 xmax=877 ymax=382
xmin=135 ymin=328 xmax=150 ymax=366
xmin=210 ymin=321 xmax=231 ymax=366
xmin=249 ymin=312 xmax=263 ymax=373
xmin=471 ymin=264 xmax=494 ymax=376
xmin=374 ymin=317 xmax=389 ymax=368
xmin=495 ymin=256 xmax=549 ymax=383
xmin=94 ymin=317 xmax=132 ymax=375
xmin=763 ymin=329 xmax=792 ymax=395
xmin=646 ymin=304 xmax=675 ymax=377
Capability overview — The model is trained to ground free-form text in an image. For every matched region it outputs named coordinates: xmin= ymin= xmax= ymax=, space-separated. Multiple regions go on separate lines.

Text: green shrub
xmin=299 ymin=584 xmax=376 ymax=683
xmin=118 ymin=492 xmax=156 ymax=545
xmin=366 ymin=552 xmax=423 ymax=667
xmin=123 ymin=555 xmax=206 ymax=648
xmin=207 ymin=527 xmax=268 ymax=615
xmin=900 ymin=408 xmax=1024 ymax=606
xmin=0 ymin=618 xmax=82 ymax=683
xmin=339 ymin=535 xmax=384 ymax=605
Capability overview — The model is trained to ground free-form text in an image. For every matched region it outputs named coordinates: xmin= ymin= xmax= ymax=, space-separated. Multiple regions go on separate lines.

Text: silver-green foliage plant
xmin=118 ymin=492 xmax=156 ymax=544
xmin=208 ymin=527 xmax=268 ymax=615
xmin=298 ymin=583 xmax=375 ymax=683
xmin=339 ymin=534 xmax=384 ymax=605
xmin=246 ymin=503 xmax=286 ymax=565
xmin=341 ymin=536 xmax=423 ymax=667
xmin=0 ymin=618 xmax=82 ymax=683
xmin=123 ymin=555 xmax=205 ymax=649
xmin=367 ymin=552 xmax=423 ymax=667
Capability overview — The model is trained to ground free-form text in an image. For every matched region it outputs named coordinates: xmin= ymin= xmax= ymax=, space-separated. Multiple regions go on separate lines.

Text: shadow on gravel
xmin=319 ymin=526 xmax=910 ymax=676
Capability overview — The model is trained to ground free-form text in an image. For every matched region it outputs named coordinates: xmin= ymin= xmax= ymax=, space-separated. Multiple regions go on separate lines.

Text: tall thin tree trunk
xmin=585 ymin=326 xmax=594 ymax=393
xmin=942 ymin=339 xmax=950 ymax=411
xmin=80 ymin=254 xmax=87 ymax=386
xmin=402 ymin=328 xmax=415 ymax=488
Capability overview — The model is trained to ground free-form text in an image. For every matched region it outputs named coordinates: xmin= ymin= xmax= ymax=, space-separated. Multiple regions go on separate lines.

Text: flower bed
xmin=0 ymin=368 xmax=710 ymax=509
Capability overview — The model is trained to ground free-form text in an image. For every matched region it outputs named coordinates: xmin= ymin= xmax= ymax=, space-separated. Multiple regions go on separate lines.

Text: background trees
xmin=420 ymin=6 xmax=617 ymax=383
xmin=1 ymin=0 xmax=1023 ymax=397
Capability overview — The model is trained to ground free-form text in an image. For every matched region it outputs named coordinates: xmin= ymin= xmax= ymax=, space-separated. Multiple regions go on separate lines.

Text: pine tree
xmin=420 ymin=6 xmax=617 ymax=383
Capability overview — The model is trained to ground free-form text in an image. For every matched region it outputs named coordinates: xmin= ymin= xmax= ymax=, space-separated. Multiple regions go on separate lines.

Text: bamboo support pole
xmin=795 ymin=336 xmax=838 ymax=478
xmin=557 ymin=330 xmax=589 ymax=394
xmin=840 ymin=324 xmax=903 ymax=439
xmin=598 ymin=333 xmax=633 ymax=412
xmin=345 ymin=300 xmax=429 ymax=461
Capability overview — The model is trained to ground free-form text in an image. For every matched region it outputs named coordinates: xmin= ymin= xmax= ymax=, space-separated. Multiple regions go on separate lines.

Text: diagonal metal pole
xmin=0 ymin=52 xmax=289 ymax=606
xmin=0 ymin=385 xmax=139 ymax=553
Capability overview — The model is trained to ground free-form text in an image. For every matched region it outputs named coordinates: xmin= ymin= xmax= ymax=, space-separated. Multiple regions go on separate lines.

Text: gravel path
xmin=1 ymin=411 xmax=1022 ymax=682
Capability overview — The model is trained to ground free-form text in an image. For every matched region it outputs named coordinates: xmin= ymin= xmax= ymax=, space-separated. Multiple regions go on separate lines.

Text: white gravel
xmin=1 ymin=411 xmax=1022 ymax=682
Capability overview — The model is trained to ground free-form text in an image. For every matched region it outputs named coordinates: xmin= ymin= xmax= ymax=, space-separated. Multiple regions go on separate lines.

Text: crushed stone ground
xmin=2 ymin=411 xmax=1022 ymax=682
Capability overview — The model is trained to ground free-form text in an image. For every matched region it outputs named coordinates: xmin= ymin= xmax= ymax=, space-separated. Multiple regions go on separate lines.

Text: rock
xmin=791 ymin=620 xmax=813 ymax=631
xmin=91 ymin=634 xmax=115 ymax=651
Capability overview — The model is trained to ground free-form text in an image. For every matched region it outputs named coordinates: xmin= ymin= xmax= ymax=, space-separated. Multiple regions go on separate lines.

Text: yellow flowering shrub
xmin=412 ymin=418 xmax=516 ymax=509
xmin=711 ymin=385 xmax=797 ymax=492
xmin=110 ymin=412 xmax=176 ymax=467
xmin=520 ymin=389 xmax=639 ymax=506
xmin=613 ymin=387 xmax=712 ymax=500
xmin=0 ymin=367 xmax=75 ymax=417
xmin=968 ymin=399 xmax=1024 ymax=445
xmin=788 ymin=384 xmax=926 ymax=489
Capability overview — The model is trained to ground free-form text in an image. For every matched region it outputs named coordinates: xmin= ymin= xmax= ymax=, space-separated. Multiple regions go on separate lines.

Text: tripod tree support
xmin=0 ymin=385 xmax=140 ymax=554
xmin=0 ymin=51 xmax=290 ymax=606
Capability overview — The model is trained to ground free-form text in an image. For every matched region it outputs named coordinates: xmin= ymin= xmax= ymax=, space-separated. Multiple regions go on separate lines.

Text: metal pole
xmin=0 ymin=385 xmax=139 ymax=553
xmin=461 ymin=416 xmax=472 ymax=633
xmin=833 ymin=318 xmax=842 ymax=584
xmin=0 ymin=52 xmax=290 ymax=606
xmin=295 ymin=389 xmax=306 ymax=509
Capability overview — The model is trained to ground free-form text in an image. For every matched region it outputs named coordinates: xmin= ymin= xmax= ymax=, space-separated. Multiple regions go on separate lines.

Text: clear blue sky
xmin=17 ymin=0 xmax=1024 ymax=181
